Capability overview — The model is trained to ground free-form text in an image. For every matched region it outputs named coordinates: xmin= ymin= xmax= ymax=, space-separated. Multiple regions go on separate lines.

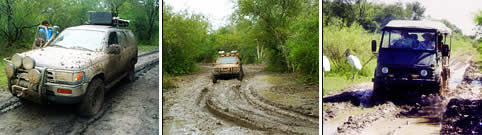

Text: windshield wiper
xmin=70 ymin=46 xmax=93 ymax=51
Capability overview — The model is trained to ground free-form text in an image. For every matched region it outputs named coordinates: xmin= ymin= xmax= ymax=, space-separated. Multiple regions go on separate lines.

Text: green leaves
xmin=162 ymin=3 xmax=209 ymax=75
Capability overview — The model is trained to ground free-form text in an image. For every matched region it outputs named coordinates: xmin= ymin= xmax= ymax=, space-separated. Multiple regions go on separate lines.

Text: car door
xmin=105 ymin=31 xmax=122 ymax=82
xmin=117 ymin=31 xmax=130 ymax=72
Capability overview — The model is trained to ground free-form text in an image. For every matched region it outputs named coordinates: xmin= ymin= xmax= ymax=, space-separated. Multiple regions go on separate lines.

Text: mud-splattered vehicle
xmin=371 ymin=20 xmax=452 ymax=98
xmin=3 ymin=12 xmax=137 ymax=117
xmin=212 ymin=51 xmax=244 ymax=83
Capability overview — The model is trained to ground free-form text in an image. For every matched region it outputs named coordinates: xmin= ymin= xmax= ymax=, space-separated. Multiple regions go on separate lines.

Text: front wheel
xmin=77 ymin=78 xmax=104 ymax=117
xmin=372 ymin=82 xmax=387 ymax=103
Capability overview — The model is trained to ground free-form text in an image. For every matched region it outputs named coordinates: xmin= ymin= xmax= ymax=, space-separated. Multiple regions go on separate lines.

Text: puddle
xmin=470 ymin=80 xmax=481 ymax=95
xmin=163 ymin=119 xmax=200 ymax=135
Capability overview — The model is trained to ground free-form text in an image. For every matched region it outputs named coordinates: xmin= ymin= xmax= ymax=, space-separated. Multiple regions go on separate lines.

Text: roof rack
xmin=88 ymin=11 xmax=129 ymax=27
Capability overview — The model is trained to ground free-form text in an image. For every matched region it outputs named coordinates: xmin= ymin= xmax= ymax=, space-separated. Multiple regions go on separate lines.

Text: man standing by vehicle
xmin=39 ymin=20 xmax=54 ymax=40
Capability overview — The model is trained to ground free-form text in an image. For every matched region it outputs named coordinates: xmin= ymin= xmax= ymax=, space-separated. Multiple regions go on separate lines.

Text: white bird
xmin=322 ymin=55 xmax=330 ymax=72
xmin=345 ymin=49 xmax=362 ymax=80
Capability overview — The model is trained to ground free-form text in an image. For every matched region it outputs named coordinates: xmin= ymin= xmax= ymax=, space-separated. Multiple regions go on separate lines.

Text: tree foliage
xmin=322 ymin=0 xmax=425 ymax=32
xmin=162 ymin=2 xmax=209 ymax=75
xmin=0 ymin=0 xmax=158 ymax=50
xmin=162 ymin=0 xmax=319 ymax=82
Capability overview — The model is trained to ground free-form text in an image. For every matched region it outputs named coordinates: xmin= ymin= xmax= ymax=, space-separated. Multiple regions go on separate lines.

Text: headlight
xmin=54 ymin=71 xmax=82 ymax=82
xmin=12 ymin=54 xmax=23 ymax=69
xmin=22 ymin=56 xmax=35 ymax=70
xmin=381 ymin=67 xmax=389 ymax=74
xmin=4 ymin=63 xmax=15 ymax=79
xmin=420 ymin=69 xmax=428 ymax=77
xmin=27 ymin=69 xmax=41 ymax=84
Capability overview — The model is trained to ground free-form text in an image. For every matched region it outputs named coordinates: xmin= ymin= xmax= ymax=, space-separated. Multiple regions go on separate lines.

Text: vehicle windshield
xmin=50 ymin=29 xmax=105 ymax=51
xmin=217 ymin=57 xmax=238 ymax=64
xmin=381 ymin=30 xmax=436 ymax=51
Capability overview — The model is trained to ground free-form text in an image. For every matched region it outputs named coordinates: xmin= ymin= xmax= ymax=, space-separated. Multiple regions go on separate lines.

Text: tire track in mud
xmin=205 ymin=74 xmax=318 ymax=134
xmin=322 ymin=52 xmax=480 ymax=135
xmin=0 ymin=50 xmax=159 ymax=134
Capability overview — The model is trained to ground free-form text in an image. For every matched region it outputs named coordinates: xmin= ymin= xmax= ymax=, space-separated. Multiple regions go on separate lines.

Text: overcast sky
xmin=164 ymin=0 xmax=235 ymax=30
xmin=369 ymin=0 xmax=482 ymax=35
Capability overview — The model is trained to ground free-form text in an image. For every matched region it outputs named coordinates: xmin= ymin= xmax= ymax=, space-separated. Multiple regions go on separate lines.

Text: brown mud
xmin=162 ymin=64 xmax=319 ymax=134
xmin=323 ymin=52 xmax=481 ymax=135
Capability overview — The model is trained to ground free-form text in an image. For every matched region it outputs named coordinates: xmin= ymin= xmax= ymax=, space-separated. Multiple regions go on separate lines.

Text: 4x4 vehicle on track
xmin=371 ymin=20 xmax=452 ymax=98
xmin=212 ymin=51 xmax=244 ymax=83
xmin=3 ymin=12 xmax=137 ymax=117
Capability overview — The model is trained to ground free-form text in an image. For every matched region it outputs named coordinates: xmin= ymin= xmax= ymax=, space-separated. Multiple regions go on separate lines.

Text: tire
xmin=125 ymin=61 xmax=135 ymax=82
xmin=237 ymin=72 xmax=243 ymax=81
xmin=212 ymin=75 xmax=217 ymax=83
xmin=77 ymin=78 xmax=104 ymax=117
xmin=372 ymin=82 xmax=386 ymax=103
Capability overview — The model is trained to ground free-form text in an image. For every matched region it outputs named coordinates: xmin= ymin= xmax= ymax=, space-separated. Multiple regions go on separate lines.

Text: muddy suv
xmin=3 ymin=23 xmax=137 ymax=116
xmin=212 ymin=51 xmax=244 ymax=83
xmin=371 ymin=20 xmax=452 ymax=98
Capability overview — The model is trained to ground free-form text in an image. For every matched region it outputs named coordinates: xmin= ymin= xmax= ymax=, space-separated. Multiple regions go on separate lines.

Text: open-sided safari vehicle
xmin=371 ymin=20 xmax=452 ymax=98
xmin=212 ymin=51 xmax=244 ymax=83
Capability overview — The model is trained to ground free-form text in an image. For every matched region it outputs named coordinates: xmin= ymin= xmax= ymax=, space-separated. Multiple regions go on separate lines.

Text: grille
xmin=46 ymin=70 xmax=55 ymax=82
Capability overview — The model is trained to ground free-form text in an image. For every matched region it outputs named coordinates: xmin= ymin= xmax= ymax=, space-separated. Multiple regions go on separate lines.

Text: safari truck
xmin=371 ymin=20 xmax=452 ymax=98
xmin=212 ymin=51 xmax=244 ymax=83
xmin=3 ymin=12 xmax=137 ymax=117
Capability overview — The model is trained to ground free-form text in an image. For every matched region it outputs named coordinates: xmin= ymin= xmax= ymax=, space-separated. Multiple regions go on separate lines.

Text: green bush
xmin=322 ymin=22 xmax=380 ymax=79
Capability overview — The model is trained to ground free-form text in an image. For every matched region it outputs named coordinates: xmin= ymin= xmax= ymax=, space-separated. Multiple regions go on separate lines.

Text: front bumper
xmin=7 ymin=67 xmax=88 ymax=104
xmin=373 ymin=77 xmax=438 ymax=90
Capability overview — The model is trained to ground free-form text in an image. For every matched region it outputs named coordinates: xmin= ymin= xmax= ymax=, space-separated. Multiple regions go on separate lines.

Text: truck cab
xmin=371 ymin=20 xmax=452 ymax=98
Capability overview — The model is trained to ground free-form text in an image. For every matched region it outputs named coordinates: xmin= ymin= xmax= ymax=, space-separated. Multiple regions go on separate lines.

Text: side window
xmin=117 ymin=31 xmax=128 ymax=47
xmin=108 ymin=32 xmax=118 ymax=46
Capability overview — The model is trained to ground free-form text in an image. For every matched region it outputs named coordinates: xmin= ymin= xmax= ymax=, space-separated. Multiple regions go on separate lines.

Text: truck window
xmin=117 ymin=31 xmax=128 ymax=47
xmin=108 ymin=32 xmax=118 ymax=46
xmin=382 ymin=30 xmax=436 ymax=50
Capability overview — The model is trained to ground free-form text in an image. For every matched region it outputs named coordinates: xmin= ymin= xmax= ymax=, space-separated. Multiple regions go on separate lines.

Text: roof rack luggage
xmin=88 ymin=11 xmax=129 ymax=27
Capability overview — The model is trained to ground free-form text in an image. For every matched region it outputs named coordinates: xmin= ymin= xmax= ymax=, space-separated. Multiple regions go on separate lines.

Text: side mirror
xmin=371 ymin=40 xmax=377 ymax=53
xmin=107 ymin=44 xmax=121 ymax=54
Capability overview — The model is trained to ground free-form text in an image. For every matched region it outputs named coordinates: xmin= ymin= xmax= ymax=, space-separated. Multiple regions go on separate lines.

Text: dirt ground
xmin=322 ymin=52 xmax=481 ymax=135
xmin=162 ymin=64 xmax=319 ymax=134
xmin=0 ymin=51 xmax=159 ymax=135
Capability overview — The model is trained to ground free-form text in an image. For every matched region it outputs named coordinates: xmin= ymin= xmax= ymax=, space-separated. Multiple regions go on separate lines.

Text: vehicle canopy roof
xmin=382 ymin=20 xmax=452 ymax=35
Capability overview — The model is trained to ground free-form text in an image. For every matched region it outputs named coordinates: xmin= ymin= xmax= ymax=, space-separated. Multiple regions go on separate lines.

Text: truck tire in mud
xmin=212 ymin=76 xmax=217 ymax=83
xmin=237 ymin=72 xmax=243 ymax=81
xmin=125 ymin=62 xmax=136 ymax=82
xmin=371 ymin=82 xmax=387 ymax=103
xmin=77 ymin=78 xmax=104 ymax=117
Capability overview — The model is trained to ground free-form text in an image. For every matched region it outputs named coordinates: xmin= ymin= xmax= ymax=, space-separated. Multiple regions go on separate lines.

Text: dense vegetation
xmin=162 ymin=0 xmax=319 ymax=82
xmin=0 ymin=0 xmax=159 ymax=90
xmin=322 ymin=0 xmax=480 ymax=95
xmin=0 ymin=0 xmax=159 ymax=51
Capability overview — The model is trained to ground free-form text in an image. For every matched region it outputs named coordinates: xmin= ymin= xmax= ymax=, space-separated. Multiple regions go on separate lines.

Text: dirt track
xmin=0 ymin=50 xmax=159 ymax=135
xmin=162 ymin=64 xmax=319 ymax=134
xmin=322 ymin=52 xmax=481 ymax=135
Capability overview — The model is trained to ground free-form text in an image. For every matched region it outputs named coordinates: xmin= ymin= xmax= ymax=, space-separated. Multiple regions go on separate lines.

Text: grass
xmin=322 ymin=23 xmax=380 ymax=96
xmin=138 ymin=44 xmax=159 ymax=52
xmin=322 ymin=75 xmax=372 ymax=96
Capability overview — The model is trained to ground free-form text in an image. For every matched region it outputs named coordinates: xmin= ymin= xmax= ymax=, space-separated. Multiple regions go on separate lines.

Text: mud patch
xmin=441 ymin=98 xmax=481 ymax=134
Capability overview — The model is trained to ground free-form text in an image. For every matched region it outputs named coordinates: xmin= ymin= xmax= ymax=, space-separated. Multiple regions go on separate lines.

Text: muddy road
xmin=163 ymin=64 xmax=319 ymax=134
xmin=322 ymin=52 xmax=482 ymax=135
xmin=0 ymin=50 xmax=159 ymax=135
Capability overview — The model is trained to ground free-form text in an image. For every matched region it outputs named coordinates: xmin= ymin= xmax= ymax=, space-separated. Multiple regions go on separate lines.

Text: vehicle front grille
xmin=46 ymin=70 xmax=55 ymax=82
